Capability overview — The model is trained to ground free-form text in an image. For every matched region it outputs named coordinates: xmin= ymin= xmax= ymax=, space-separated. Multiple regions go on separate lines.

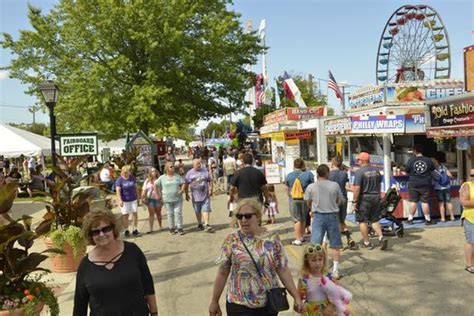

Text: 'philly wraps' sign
xmin=59 ymin=134 xmax=98 ymax=156
xmin=351 ymin=115 xmax=405 ymax=133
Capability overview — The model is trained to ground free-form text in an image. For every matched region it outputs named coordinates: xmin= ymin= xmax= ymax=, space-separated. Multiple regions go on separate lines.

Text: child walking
xmin=266 ymin=184 xmax=279 ymax=224
xmin=298 ymin=243 xmax=351 ymax=316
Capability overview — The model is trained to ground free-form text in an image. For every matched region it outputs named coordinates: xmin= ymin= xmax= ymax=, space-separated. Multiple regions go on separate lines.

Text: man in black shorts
xmin=405 ymin=144 xmax=436 ymax=225
xmin=352 ymin=152 xmax=388 ymax=250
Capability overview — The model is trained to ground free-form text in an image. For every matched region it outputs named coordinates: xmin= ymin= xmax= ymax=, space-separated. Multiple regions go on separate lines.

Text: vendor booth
xmin=327 ymin=79 xmax=467 ymax=219
xmin=259 ymin=107 xmax=326 ymax=182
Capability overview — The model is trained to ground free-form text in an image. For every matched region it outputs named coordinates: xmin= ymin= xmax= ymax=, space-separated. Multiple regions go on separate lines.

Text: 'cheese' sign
xmin=59 ymin=134 xmax=98 ymax=157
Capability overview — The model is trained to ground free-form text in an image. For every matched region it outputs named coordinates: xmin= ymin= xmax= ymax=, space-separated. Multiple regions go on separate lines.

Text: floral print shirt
xmin=216 ymin=230 xmax=288 ymax=308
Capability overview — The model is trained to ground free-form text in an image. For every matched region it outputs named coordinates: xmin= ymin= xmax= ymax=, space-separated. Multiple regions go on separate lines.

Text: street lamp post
xmin=39 ymin=81 xmax=59 ymax=167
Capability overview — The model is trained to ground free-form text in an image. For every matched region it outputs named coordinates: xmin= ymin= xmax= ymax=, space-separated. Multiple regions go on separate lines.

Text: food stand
xmin=259 ymin=107 xmax=326 ymax=182
xmin=324 ymin=79 xmax=467 ymax=219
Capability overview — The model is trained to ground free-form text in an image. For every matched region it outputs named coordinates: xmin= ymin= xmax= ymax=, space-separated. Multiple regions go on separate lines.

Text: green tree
xmin=8 ymin=122 xmax=49 ymax=136
xmin=252 ymin=104 xmax=276 ymax=129
xmin=1 ymin=0 xmax=262 ymax=140
xmin=202 ymin=119 xmax=235 ymax=139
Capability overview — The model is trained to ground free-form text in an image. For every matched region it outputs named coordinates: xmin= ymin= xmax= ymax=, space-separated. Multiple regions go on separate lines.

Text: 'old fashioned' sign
xmin=59 ymin=134 xmax=98 ymax=156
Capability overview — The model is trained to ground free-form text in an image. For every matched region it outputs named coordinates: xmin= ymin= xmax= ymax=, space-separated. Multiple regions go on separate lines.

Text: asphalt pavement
xmin=12 ymin=169 xmax=474 ymax=316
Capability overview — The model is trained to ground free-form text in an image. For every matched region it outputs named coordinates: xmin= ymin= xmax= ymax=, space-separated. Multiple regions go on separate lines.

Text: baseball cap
xmin=357 ymin=152 xmax=370 ymax=162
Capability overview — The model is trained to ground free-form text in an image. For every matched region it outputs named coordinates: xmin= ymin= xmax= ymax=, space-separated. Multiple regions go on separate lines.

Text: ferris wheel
xmin=376 ymin=4 xmax=451 ymax=84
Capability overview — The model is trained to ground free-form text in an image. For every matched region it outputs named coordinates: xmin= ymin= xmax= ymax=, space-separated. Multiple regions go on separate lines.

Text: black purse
xmin=238 ymin=232 xmax=290 ymax=314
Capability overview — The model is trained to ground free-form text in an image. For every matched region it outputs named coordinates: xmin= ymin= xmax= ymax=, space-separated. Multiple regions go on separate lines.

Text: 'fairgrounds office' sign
xmin=59 ymin=134 xmax=98 ymax=156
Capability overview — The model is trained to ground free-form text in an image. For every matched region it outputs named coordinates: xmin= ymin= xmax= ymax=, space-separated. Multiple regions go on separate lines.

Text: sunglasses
xmin=90 ymin=225 xmax=114 ymax=237
xmin=304 ymin=244 xmax=324 ymax=256
xmin=236 ymin=213 xmax=256 ymax=220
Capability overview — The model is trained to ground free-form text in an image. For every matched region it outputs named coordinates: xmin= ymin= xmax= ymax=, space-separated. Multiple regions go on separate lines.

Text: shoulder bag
xmin=238 ymin=232 xmax=289 ymax=314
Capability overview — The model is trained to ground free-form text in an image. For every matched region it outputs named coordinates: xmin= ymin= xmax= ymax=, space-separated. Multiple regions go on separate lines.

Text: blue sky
xmin=0 ymin=0 xmax=473 ymax=127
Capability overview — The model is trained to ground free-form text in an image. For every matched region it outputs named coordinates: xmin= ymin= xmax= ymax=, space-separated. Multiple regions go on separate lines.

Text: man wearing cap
xmin=352 ymin=152 xmax=388 ymax=250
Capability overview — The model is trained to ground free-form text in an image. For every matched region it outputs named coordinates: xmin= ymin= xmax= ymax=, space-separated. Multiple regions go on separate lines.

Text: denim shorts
xmin=464 ymin=219 xmax=474 ymax=243
xmin=435 ymin=189 xmax=451 ymax=202
xmin=311 ymin=212 xmax=343 ymax=248
xmin=147 ymin=198 xmax=161 ymax=208
xmin=193 ymin=198 xmax=211 ymax=213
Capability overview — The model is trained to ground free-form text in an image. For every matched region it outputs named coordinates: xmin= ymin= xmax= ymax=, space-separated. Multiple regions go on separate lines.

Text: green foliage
xmin=1 ymin=0 xmax=262 ymax=140
xmin=202 ymin=120 xmax=235 ymax=139
xmin=49 ymin=226 xmax=86 ymax=259
xmin=0 ymin=184 xmax=61 ymax=315
xmin=7 ymin=123 xmax=49 ymax=137
xmin=152 ymin=123 xmax=196 ymax=142
xmin=253 ymin=104 xmax=276 ymax=129
xmin=276 ymin=74 xmax=328 ymax=109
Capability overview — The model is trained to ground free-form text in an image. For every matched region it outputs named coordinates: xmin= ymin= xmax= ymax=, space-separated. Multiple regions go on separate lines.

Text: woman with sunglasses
xmin=155 ymin=161 xmax=185 ymax=235
xmin=209 ymin=198 xmax=304 ymax=316
xmin=73 ymin=208 xmax=158 ymax=316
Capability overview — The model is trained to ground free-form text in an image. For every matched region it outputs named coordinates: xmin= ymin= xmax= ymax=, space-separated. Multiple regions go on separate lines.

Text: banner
xmin=428 ymin=98 xmax=474 ymax=129
xmin=263 ymin=107 xmax=325 ymax=125
xmin=325 ymin=117 xmax=352 ymax=135
xmin=405 ymin=113 xmax=426 ymax=133
xmin=59 ymin=134 xmax=98 ymax=157
xmin=351 ymin=115 xmax=405 ymax=133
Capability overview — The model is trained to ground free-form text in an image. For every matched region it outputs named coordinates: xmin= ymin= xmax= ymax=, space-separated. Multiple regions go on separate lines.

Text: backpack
xmin=290 ymin=175 xmax=305 ymax=200
xmin=437 ymin=167 xmax=450 ymax=187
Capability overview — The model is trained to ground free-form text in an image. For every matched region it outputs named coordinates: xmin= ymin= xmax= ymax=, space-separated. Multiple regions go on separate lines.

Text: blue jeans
xmin=311 ymin=212 xmax=343 ymax=248
xmin=164 ymin=200 xmax=183 ymax=229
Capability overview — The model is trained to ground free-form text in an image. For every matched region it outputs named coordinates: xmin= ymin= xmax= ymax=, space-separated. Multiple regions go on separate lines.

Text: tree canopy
xmin=1 ymin=0 xmax=262 ymax=140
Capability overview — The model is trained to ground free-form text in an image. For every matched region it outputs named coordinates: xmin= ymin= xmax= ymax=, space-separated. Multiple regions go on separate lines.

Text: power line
xmin=0 ymin=104 xmax=31 ymax=109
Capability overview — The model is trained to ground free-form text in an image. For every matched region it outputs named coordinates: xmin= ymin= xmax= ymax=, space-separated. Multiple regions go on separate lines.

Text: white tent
xmin=0 ymin=124 xmax=58 ymax=158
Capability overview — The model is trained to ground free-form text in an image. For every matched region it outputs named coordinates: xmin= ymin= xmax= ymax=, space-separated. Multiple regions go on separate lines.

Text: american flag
xmin=328 ymin=70 xmax=343 ymax=99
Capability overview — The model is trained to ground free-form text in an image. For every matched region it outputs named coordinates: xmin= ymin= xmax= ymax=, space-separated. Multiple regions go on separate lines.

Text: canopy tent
xmin=0 ymin=124 xmax=58 ymax=158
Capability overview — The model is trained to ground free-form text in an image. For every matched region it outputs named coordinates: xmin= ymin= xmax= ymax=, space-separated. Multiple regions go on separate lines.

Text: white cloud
xmin=0 ymin=70 xmax=10 ymax=80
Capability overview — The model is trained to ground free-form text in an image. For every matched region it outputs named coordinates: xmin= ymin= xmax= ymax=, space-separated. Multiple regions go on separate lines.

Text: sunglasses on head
xmin=90 ymin=225 xmax=114 ymax=237
xmin=304 ymin=244 xmax=324 ymax=256
xmin=235 ymin=213 xmax=256 ymax=220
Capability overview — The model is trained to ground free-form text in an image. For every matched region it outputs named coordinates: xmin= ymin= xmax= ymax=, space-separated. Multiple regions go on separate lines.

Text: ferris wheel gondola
xmin=376 ymin=4 xmax=451 ymax=84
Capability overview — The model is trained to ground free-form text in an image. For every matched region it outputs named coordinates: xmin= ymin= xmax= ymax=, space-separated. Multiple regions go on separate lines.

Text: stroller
xmin=369 ymin=188 xmax=404 ymax=237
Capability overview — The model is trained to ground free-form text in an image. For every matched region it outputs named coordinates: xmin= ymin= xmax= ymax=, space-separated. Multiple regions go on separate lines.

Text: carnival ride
xmin=376 ymin=4 xmax=451 ymax=84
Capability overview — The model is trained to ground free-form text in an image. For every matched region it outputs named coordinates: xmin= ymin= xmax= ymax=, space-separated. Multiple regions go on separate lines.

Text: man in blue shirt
xmin=285 ymin=158 xmax=314 ymax=246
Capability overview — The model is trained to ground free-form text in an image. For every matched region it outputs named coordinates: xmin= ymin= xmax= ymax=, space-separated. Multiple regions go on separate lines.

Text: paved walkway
xmin=16 ymin=181 xmax=474 ymax=316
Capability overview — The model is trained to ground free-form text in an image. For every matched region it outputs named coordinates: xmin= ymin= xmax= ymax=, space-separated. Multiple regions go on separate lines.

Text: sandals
xmin=465 ymin=266 xmax=474 ymax=274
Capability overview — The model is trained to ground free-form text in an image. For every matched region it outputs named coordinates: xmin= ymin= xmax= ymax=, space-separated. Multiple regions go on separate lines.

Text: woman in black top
xmin=73 ymin=209 xmax=158 ymax=316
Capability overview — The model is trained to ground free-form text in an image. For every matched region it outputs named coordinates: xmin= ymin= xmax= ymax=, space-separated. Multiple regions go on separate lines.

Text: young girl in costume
xmin=298 ymin=244 xmax=341 ymax=316
xmin=265 ymin=184 xmax=279 ymax=224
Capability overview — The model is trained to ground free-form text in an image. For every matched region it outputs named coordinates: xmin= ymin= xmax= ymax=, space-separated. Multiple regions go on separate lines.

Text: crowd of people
xmin=49 ymin=142 xmax=471 ymax=315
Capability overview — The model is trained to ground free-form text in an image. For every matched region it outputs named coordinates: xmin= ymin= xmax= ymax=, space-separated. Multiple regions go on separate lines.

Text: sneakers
xmin=124 ymin=230 xmax=130 ymax=237
xmin=132 ymin=229 xmax=140 ymax=236
xmin=348 ymin=238 xmax=357 ymax=250
xmin=406 ymin=219 xmax=414 ymax=225
xmin=178 ymin=228 xmax=185 ymax=235
xmin=204 ymin=224 xmax=213 ymax=232
xmin=379 ymin=237 xmax=388 ymax=250
xmin=425 ymin=220 xmax=436 ymax=226
xmin=362 ymin=241 xmax=374 ymax=250
xmin=291 ymin=239 xmax=303 ymax=246
xmin=332 ymin=270 xmax=341 ymax=280
xmin=170 ymin=228 xmax=177 ymax=235
xmin=197 ymin=224 xmax=205 ymax=231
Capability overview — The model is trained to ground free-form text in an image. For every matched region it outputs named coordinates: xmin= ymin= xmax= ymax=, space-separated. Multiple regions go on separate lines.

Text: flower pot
xmin=0 ymin=301 xmax=45 ymax=316
xmin=44 ymin=237 xmax=85 ymax=273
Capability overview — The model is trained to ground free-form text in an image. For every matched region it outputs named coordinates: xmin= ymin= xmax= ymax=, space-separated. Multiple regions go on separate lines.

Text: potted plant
xmin=37 ymin=155 xmax=105 ymax=273
xmin=0 ymin=182 xmax=62 ymax=316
